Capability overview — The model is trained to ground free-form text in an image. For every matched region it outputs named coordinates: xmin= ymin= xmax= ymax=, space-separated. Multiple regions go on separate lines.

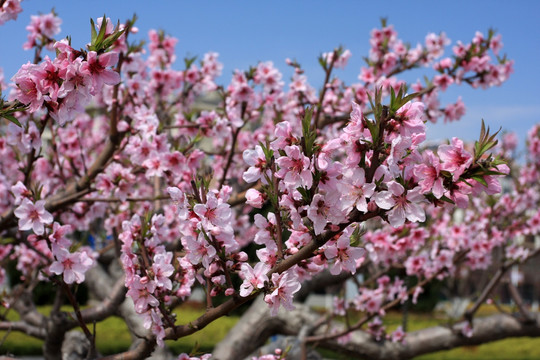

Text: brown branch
xmin=313 ymin=49 xmax=338 ymax=130
xmin=78 ymin=195 xmax=171 ymax=203
xmin=57 ymin=280 xmax=97 ymax=357
xmin=272 ymin=173 xmax=284 ymax=259
xmin=465 ymin=266 xmax=507 ymax=320
xmin=465 ymin=246 xmax=540 ymax=320
xmin=306 ymin=250 xmax=469 ymax=343
xmin=319 ymin=313 xmax=540 ymax=360
xmin=100 ymin=338 xmax=156 ymax=360
xmin=79 ymin=276 xmax=127 ymax=324
xmin=507 ymin=282 xmax=535 ymax=322
xmin=219 ymin=116 xmax=244 ymax=189
xmin=0 ymin=321 xmax=46 ymax=339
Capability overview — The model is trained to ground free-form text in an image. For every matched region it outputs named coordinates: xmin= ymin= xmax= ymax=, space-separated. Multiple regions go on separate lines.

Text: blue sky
xmin=1 ymin=1 xmax=539 ymax=147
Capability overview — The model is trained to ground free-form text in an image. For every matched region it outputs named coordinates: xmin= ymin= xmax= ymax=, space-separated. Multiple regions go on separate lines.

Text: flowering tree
xmin=1 ymin=3 xmax=539 ymax=360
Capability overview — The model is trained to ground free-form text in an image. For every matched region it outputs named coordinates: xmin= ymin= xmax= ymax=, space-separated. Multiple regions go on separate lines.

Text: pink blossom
xmin=243 ymin=145 xmax=268 ymax=183
xmin=183 ymin=235 xmax=216 ymax=269
xmin=414 ymin=150 xmax=445 ymax=198
xmin=264 ymin=270 xmax=301 ymax=316
xmin=0 ymin=0 xmax=22 ymax=25
xmin=343 ymin=102 xmax=364 ymax=140
xmin=11 ymin=63 xmax=45 ymax=112
xmin=462 ymin=322 xmax=474 ymax=338
xmin=239 ymin=262 xmax=270 ymax=297
xmin=275 ymin=145 xmax=312 ymax=189
xmin=11 ymin=181 xmax=31 ymax=205
xmin=49 ymin=222 xmax=72 ymax=248
xmin=49 ymin=248 xmax=95 ymax=284
xmin=324 ymin=229 xmax=365 ymax=275
xmin=142 ymin=309 xmax=166 ymax=347
xmin=374 ymin=182 xmax=426 ymax=228
xmin=340 ymin=168 xmax=376 ymax=213
xmin=152 ymin=252 xmax=175 ymax=290
xmin=126 ymin=275 xmax=159 ymax=313
xmin=438 ymin=138 xmax=473 ymax=181
xmin=444 ymin=97 xmax=466 ymax=123
xmin=307 ymin=193 xmax=346 ymax=235
xmin=80 ymin=51 xmax=120 ymax=95
xmin=390 ymin=326 xmax=406 ymax=343
xmin=14 ymin=198 xmax=53 ymax=235
xmin=433 ymin=74 xmax=454 ymax=91
xmin=395 ymin=101 xmax=426 ymax=139
xmin=193 ymin=192 xmax=232 ymax=230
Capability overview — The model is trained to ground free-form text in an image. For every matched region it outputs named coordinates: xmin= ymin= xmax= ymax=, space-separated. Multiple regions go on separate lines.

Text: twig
xmin=507 ymin=282 xmax=534 ymax=322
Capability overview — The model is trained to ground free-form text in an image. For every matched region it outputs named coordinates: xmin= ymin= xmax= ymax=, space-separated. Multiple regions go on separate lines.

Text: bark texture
xmin=214 ymin=298 xmax=540 ymax=360
xmin=322 ymin=313 xmax=540 ymax=360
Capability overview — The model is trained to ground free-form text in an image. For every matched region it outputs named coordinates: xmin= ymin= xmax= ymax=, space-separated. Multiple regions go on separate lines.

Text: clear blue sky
xmin=1 ymin=1 xmax=538 ymax=147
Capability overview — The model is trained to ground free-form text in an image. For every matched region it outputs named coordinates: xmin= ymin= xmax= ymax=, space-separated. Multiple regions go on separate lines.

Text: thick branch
xmin=100 ymin=338 xmax=156 ymax=360
xmin=320 ymin=313 xmax=540 ymax=360
xmin=218 ymin=301 xmax=540 ymax=360
xmin=212 ymin=297 xmax=320 ymax=360
xmin=79 ymin=268 xmax=127 ymax=324
xmin=0 ymin=321 xmax=46 ymax=339
xmin=294 ymin=269 xmax=352 ymax=302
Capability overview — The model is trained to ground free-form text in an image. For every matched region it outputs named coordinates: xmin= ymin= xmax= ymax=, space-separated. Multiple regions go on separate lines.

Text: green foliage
xmin=88 ymin=15 xmax=125 ymax=53
xmin=301 ymin=107 xmax=317 ymax=158
xmin=474 ymin=119 xmax=501 ymax=162
xmin=0 ymin=97 xmax=27 ymax=127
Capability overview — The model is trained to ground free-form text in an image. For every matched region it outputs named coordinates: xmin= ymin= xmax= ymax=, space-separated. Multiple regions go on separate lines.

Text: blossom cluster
xmin=11 ymin=181 xmax=96 ymax=284
xmin=0 ymin=11 xmax=533 ymax=358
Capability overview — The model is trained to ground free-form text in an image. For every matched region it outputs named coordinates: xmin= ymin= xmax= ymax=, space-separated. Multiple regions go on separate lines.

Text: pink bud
xmin=367 ymin=200 xmax=378 ymax=212
xmin=246 ymin=188 xmax=265 ymax=208
xmin=225 ymin=288 xmax=234 ymax=296
xmin=236 ymin=251 xmax=248 ymax=262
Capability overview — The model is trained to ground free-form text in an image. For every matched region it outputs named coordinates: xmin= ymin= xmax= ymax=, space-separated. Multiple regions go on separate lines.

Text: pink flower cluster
xmin=12 ymin=23 xmax=121 ymax=125
xmin=23 ymin=11 xmax=62 ymax=50
xmin=12 ymin=183 xmax=96 ymax=284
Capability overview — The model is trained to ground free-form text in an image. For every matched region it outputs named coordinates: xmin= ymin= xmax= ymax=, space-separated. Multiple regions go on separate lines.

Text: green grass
xmin=1 ymin=304 xmax=539 ymax=359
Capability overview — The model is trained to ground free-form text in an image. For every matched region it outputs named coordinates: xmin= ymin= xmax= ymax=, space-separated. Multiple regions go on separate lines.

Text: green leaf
xmin=90 ymin=18 xmax=97 ymax=43
xmin=400 ymin=91 xmax=420 ymax=106
xmin=318 ymin=54 xmax=327 ymax=70
xmin=365 ymin=118 xmax=379 ymax=143
xmin=471 ymin=175 xmax=488 ymax=187
xmin=95 ymin=15 xmax=108 ymax=48
xmin=2 ymin=114 xmax=21 ymax=127
xmin=100 ymin=27 xmax=126 ymax=51
xmin=258 ymin=141 xmax=274 ymax=164
xmin=390 ymin=86 xmax=396 ymax=110
xmin=296 ymin=187 xmax=311 ymax=204
xmin=301 ymin=107 xmax=317 ymax=157
xmin=439 ymin=195 xmax=455 ymax=204
xmin=184 ymin=56 xmax=198 ymax=69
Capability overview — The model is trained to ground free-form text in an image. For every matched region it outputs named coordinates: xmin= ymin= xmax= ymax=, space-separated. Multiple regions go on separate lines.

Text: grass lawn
xmin=1 ymin=303 xmax=539 ymax=359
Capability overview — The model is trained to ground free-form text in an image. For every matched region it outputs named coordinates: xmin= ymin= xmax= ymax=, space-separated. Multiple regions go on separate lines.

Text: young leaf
xmin=2 ymin=114 xmax=21 ymax=127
